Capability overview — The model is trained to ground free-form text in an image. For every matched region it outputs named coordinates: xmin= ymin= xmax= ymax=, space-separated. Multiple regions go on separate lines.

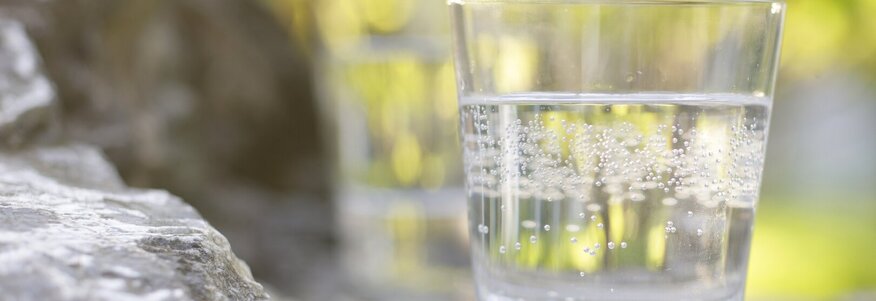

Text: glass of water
xmin=449 ymin=1 xmax=785 ymax=300
xmin=313 ymin=0 xmax=470 ymax=299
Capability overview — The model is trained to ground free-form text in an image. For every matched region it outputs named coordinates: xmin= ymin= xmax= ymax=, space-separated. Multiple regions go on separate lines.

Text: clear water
xmin=461 ymin=93 xmax=770 ymax=301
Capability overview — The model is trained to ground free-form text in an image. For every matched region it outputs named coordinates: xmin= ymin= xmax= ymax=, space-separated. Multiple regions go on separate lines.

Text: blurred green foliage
xmin=781 ymin=0 xmax=876 ymax=80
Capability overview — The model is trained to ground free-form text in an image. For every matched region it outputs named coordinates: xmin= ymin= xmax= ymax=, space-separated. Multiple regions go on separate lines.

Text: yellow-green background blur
xmin=263 ymin=0 xmax=876 ymax=300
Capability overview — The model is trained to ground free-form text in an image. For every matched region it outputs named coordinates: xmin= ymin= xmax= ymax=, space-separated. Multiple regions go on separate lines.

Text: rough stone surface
xmin=0 ymin=145 xmax=268 ymax=301
xmin=0 ymin=17 xmax=268 ymax=301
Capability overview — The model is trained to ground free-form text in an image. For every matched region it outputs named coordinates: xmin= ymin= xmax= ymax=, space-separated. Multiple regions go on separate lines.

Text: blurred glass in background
xmin=270 ymin=0 xmax=471 ymax=299
xmin=2 ymin=0 xmax=874 ymax=300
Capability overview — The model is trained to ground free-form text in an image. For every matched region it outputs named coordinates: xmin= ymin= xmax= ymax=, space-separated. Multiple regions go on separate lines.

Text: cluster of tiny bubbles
xmin=461 ymin=101 xmax=768 ymax=270
xmin=665 ymin=221 xmax=677 ymax=234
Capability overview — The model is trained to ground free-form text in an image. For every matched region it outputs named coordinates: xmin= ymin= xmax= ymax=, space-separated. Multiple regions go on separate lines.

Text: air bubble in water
xmin=515 ymin=242 xmax=522 ymax=250
xmin=530 ymin=235 xmax=538 ymax=244
xmin=583 ymin=247 xmax=591 ymax=253
xmin=665 ymin=221 xmax=677 ymax=233
xmin=499 ymin=246 xmax=506 ymax=254
xmin=591 ymin=215 xmax=598 ymax=221
xmin=597 ymin=223 xmax=604 ymax=229
xmin=544 ymin=225 xmax=551 ymax=231
xmin=607 ymin=241 xmax=615 ymax=249
xmin=580 ymin=272 xmax=586 ymax=277
xmin=587 ymin=204 xmax=602 ymax=212
xmin=594 ymin=242 xmax=601 ymax=249
xmin=478 ymin=224 xmax=489 ymax=234
xmin=688 ymin=211 xmax=694 ymax=217
xmin=570 ymin=237 xmax=578 ymax=244
xmin=697 ymin=229 xmax=704 ymax=237
xmin=620 ymin=241 xmax=628 ymax=249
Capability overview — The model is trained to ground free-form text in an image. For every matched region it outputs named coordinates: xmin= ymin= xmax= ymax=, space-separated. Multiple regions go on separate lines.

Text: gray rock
xmin=0 ymin=17 xmax=268 ymax=301
xmin=0 ymin=144 xmax=268 ymax=301
xmin=0 ymin=19 xmax=56 ymax=147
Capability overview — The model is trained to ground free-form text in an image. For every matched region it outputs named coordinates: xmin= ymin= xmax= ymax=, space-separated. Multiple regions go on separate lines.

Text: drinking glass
xmin=448 ymin=1 xmax=785 ymax=300
xmin=313 ymin=0 xmax=471 ymax=299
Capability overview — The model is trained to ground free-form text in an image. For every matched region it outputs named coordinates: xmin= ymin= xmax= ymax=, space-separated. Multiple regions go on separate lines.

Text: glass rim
xmin=449 ymin=0 xmax=784 ymax=5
